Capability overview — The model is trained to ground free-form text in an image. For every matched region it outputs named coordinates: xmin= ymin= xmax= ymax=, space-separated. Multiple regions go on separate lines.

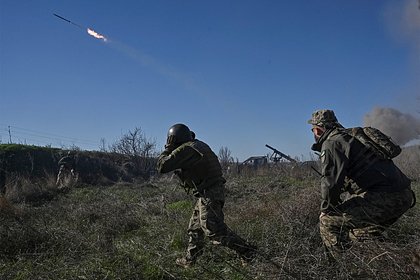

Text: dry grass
xmin=0 ymin=167 xmax=419 ymax=279
xmin=4 ymin=172 xmax=58 ymax=204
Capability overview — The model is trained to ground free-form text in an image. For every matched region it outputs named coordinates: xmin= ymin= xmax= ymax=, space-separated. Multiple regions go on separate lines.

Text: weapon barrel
xmin=265 ymin=144 xmax=297 ymax=163
xmin=265 ymin=144 xmax=276 ymax=151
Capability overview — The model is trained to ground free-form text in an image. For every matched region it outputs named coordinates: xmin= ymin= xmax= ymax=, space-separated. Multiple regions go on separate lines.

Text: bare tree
xmin=110 ymin=127 xmax=157 ymax=179
xmin=218 ymin=146 xmax=234 ymax=173
xmin=99 ymin=138 xmax=107 ymax=152
xmin=417 ymin=96 xmax=420 ymax=114
xmin=110 ymin=128 xmax=154 ymax=156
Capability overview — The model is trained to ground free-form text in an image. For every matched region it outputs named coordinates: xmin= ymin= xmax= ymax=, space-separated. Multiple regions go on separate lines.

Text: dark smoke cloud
xmin=363 ymin=107 xmax=420 ymax=145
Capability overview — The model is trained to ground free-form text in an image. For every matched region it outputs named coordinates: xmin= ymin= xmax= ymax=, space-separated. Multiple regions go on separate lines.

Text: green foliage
xmin=0 ymin=144 xmax=59 ymax=153
xmin=166 ymin=200 xmax=192 ymax=211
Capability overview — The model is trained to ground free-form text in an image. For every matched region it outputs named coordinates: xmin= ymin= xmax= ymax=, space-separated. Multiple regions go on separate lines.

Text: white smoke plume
xmin=363 ymin=107 xmax=420 ymax=146
xmin=384 ymin=0 xmax=420 ymax=52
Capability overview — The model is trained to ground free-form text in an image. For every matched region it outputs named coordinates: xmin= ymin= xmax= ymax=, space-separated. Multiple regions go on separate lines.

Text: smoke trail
xmin=53 ymin=13 xmax=108 ymax=42
xmin=106 ymin=40 xmax=207 ymax=98
xmin=363 ymin=107 xmax=420 ymax=145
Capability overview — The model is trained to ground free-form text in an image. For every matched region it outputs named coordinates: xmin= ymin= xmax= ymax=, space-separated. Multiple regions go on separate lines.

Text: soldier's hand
xmin=164 ymin=143 xmax=176 ymax=154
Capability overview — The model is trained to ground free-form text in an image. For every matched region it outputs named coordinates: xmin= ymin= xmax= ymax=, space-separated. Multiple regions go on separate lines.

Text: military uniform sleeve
xmin=157 ymin=144 xmax=203 ymax=174
xmin=320 ymin=140 xmax=348 ymax=212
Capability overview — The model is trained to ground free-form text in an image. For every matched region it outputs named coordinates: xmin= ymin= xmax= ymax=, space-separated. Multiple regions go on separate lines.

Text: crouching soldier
xmin=308 ymin=109 xmax=415 ymax=260
xmin=56 ymin=151 xmax=78 ymax=189
xmin=157 ymin=124 xmax=256 ymax=268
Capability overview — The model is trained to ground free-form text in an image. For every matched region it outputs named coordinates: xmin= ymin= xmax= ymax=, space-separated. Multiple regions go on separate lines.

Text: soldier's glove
xmin=174 ymin=169 xmax=185 ymax=181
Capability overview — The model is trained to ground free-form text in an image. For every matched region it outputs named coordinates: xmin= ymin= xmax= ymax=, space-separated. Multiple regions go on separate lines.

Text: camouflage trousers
xmin=320 ymin=188 xmax=413 ymax=258
xmin=186 ymin=197 xmax=253 ymax=261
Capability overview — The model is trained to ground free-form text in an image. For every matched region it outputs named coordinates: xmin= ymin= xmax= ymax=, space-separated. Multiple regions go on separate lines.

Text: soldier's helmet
xmin=167 ymin=124 xmax=194 ymax=146
xmin=308 ymin=109 xmax=343 ymax=129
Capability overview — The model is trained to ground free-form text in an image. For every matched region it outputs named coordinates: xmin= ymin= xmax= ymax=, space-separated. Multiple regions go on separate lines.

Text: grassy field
xmin=0 ymin=167 xmax=419 ymax=280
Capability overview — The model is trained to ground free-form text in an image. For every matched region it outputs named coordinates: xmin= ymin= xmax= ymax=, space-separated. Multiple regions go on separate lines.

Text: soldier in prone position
xmin=308 ymin=109 xmax=415 ymax=260
xmin=157 ymin=124 xmax=256 ymax=268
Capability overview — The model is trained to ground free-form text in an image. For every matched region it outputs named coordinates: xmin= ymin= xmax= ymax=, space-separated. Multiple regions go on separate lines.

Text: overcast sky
xmin=1 ymin=0 xmax=419 ymax=161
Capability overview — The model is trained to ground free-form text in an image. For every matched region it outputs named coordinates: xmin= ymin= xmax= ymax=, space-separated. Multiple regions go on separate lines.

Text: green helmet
xmin=166 ymin=123 xmax=194 ymax=146
xmin=307 ymin=109 xmax=343 ymax=129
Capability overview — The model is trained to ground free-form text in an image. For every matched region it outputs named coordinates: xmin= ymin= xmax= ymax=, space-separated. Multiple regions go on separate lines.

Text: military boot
xmin=240 ymin=245 xmax=257 ymax=266
xmin=175 ymin=256 xmax=195 ymax=268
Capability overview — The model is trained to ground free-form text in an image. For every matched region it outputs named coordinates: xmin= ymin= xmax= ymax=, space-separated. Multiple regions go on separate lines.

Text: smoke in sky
xmin=384 ymin=0 xmax=420 ymax=52
xmin=106 ymin=40 xmax=212 ymax=102
xmin=382 ymin=0 xmax=420 ymax=118
xmin=363 ymin=107 xmax=420 ymax=145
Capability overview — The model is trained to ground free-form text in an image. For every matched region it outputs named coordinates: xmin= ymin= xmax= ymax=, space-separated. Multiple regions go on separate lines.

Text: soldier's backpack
xmin=345 ymin=127 xmax=401 ymax=160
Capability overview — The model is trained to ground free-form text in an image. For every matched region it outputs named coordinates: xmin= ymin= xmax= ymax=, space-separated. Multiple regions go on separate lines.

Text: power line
xmin=9 ymin=125 xmax=98 ymax=144
xmin=0 ymin=124 xmax=100 ymax=150
xmin=10 ymin=129 xmax=97 ymax=146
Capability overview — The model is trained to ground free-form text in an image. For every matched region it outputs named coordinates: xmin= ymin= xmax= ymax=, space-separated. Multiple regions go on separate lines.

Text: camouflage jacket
xmin=312 ymin=128 xmax=411 ymax=212
xmin=157 ymin=139 xmax=226 ymax=201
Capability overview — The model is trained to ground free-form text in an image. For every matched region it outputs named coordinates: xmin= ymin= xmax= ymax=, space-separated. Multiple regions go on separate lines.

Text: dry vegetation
xmin=0 ymin=151 xmax=419 ymax=279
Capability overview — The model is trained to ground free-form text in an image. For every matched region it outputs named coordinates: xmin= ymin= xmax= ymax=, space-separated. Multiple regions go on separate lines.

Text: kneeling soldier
xmin=308 ymin=110 xmax=415 ymax=260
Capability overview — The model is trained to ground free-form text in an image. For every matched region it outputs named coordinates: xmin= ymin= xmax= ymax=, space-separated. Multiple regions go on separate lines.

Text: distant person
xmin=308 ymin=109 xmax=415 ymax=260
xmin=0 ymin=163 xmax=11 ymax=211
xmin=157 ymin=124 xmax=256 ymax=268
xmin=56 ymin=151 xmax=78 ymax=189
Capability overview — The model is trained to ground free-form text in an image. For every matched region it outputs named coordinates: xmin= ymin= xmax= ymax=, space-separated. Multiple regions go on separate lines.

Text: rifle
xmin=310 ymin=165 xmax=322 ymax=177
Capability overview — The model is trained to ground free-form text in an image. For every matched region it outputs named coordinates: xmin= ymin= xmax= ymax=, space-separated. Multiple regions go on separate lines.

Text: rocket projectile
xmin=53 ymin=13 xmax=83 ymax=29
xmin=53 ymin=13 xmax=71 ymax=23
xmin=53 ymin=12 xmax=108 ymax=42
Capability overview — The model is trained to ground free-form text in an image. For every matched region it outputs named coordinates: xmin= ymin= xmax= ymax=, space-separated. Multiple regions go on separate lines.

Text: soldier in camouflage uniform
xmin=56 ymin=151 xmax=78 ymax=189
xmin=308 ymin=110 xmax=414 ymax=259
xmin=157 ymin=124 xmax=256 ymax=268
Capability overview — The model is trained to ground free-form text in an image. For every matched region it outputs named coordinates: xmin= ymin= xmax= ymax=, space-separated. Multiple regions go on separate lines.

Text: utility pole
xmin=8 ymin=126 xmax=12 ymax=144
